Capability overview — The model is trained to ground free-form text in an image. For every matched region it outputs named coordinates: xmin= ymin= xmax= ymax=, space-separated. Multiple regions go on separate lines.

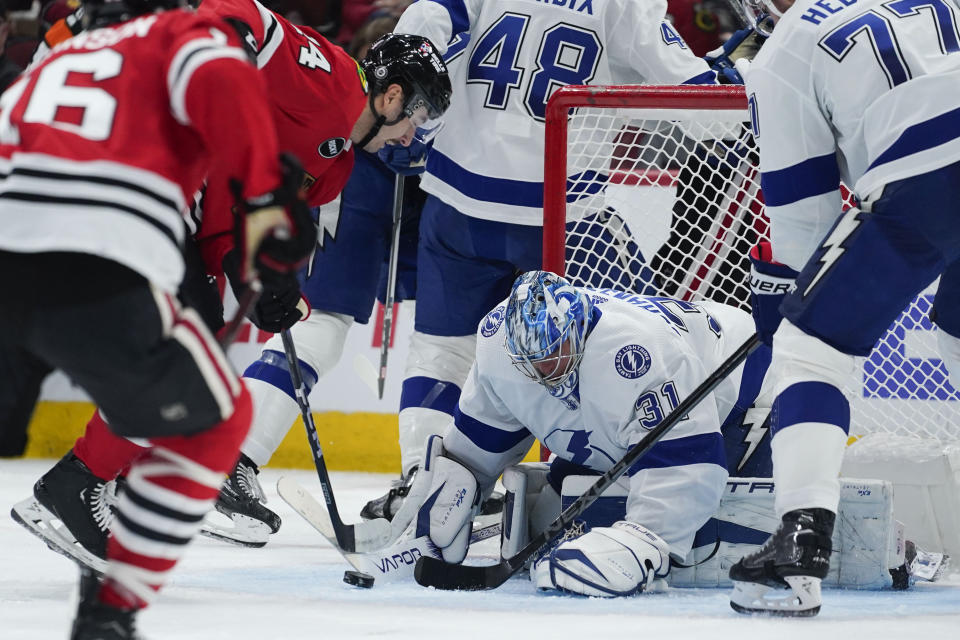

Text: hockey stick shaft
xmin=280 ymin=328 xmax=357 ymax=551
xmin=378 ymin=174 xmax=405 ymax=399
xmin=414 ymin=333 xmax=762 ymax=590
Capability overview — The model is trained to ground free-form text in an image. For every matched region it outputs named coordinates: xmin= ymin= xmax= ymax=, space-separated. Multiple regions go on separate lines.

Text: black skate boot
xmin=11 ymin=450 xmax=117 ymax=572
xmin=729 ymin=508 xmax=835 ymax=617
xmin=70 ymin=569 xmax=141 ymax=640
xmin=200 ymin=454 xmax=280 ymax=548
xmin=361 ymin=466 xmax=418 ymax=521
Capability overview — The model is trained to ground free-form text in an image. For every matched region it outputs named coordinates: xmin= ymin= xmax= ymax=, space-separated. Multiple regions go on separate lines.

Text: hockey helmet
xmin=360 ymin=33 xmax=452 ymax=128
xmin=84 ymin=0 xmax=184 ymax=27
xmin=504 ymin=271 xmax=594 ymax=389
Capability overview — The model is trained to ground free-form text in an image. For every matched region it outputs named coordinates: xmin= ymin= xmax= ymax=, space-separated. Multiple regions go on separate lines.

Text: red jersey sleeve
xmin=196 ymin=0 xmax=269 ymax=46
xmin=165 ymin=20 xmax=280 ymax=200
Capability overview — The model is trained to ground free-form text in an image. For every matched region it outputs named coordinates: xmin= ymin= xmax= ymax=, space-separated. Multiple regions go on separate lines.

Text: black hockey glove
xmin=222 ymin=250 xmax=307 ymax=333
xmin=229 ymin=152 xmax=317 ymax=287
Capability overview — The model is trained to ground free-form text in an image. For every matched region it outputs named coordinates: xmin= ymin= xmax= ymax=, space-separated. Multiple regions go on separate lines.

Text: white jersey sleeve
xmin=602 ymin=0 xmax=715 ymax=85
xmin=746 ymin=36 xmax=842 ymax=271
xmin=748 ymin=0 xmax=960 ymax=269
xmin=394 ymin=0 xmax=483 ymax=56
xmin=445 ymin=353 xmax=537 ymax=491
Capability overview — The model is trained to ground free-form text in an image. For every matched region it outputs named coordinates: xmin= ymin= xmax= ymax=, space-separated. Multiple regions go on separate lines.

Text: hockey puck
xmin=343 ymin=570 xmax=375 ymax=589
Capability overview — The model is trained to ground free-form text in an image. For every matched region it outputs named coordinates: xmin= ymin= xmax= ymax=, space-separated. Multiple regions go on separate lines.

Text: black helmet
xmin=360 ymin=33 xmax=452 ymax=126
xmin=84 ymin=0 xmax=184 ymax=28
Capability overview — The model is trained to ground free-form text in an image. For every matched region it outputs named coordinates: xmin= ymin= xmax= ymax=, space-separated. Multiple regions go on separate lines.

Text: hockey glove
xmin=222 ymin=250 xmax=309 ymax=333
xmin=377 ymin=136 xmax=431 ymax=176
xmin=749 ymin=241 xmax=799 ymax=345
xmin=533 ymin=520 xmax=671 ymax=597
xmin=704 ymin=27 xmax=767 ymax=84
xmin=229 ymin=152 xmax=317 ymax=286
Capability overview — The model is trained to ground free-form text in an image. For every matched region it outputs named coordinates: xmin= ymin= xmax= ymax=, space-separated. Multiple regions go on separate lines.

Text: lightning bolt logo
xmin=737 ymin=409 xmax=769 ymax=473
xmin=803 ymin=208 xmax=864 ymax=297
xmin=314 ymin=198 xmax=342 ymax=250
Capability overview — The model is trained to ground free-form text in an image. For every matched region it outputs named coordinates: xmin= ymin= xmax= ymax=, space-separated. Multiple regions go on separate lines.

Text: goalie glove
xmin=704 ymin=27 xmax=767 ymax=84
xmin=749 ymin=241 xmax=799 ymax=345
xmin=532 ymin=521 xmax=670 ymax=597
xmin=229 ymin=152 xmax=317 ymax=286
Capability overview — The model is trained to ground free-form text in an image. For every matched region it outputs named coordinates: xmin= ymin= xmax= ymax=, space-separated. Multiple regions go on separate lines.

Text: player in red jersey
xmin=0 ymin=0 xmax=316 ymax=637
xmin=11 ymin=0 xmax=453 ymax=553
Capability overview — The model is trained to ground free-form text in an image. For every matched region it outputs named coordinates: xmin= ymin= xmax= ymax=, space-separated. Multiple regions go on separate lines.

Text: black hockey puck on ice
xmin=343 ymin=570 xmax=375 ymax=589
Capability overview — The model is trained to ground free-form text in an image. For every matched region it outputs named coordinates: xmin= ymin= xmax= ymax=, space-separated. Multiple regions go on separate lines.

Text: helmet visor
xmin=404 ymin=91 xmax=444 ymax=127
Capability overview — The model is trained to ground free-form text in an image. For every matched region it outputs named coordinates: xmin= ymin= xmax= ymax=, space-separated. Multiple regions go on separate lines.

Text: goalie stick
xmin=377 ymin=173 xmax=405 ymax=399
xmin=414 ymin=333 xmax=762 ymax=590
xmin=280 ymin=329 xmax=392 ymax=552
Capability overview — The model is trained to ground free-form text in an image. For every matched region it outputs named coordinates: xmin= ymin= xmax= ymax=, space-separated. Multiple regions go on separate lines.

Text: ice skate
xmin=70 ymin=568 xmax=142 ymax=640
xmin=360 ymin=466 xmax=419 ymax=521
xmin=11 ymin=451 xmax=118 ymax=573
xmin=729 ymin=508 xmax=835 ymax=617
xmin=201 ymin=454 xmax=279 ymax=548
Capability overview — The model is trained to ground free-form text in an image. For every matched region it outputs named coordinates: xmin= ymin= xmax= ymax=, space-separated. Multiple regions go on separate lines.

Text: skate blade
xmin=10 ymin=497 xmax=107 ymax=573
xmin=730 ymin=576 xmax=822 ymax=617
xmin=199 ymin=510 xmax=271 ymax=548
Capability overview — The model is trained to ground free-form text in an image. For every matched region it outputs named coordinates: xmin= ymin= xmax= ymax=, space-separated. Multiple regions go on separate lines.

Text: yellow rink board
xmin=22 ymin=401 xmax=539 ymax=471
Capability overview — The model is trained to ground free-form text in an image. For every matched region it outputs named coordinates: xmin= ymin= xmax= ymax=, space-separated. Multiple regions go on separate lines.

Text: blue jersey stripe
xmin=627 ymin=431 xmax=726 ymax=475
xmin=453 ymin=406 xmax=532 ymax=453
xmin=760 ymin=152 xmax=840 ymax=207
xmin=427 ymin=150 xmax=544 ymax=208
xmin=868 ymin=105 xmax=960 ymax=172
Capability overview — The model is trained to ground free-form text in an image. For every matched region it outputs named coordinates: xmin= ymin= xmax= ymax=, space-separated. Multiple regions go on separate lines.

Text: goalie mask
xmin=504 ymin=271 xmax=594 ymax=389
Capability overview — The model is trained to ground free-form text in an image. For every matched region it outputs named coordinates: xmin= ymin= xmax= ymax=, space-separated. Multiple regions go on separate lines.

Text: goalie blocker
xmin=500 ymin=463 xmax=946 ymax=591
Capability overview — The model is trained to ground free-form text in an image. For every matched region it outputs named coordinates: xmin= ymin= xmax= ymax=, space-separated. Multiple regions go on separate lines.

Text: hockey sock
xmin=101 ymin=385 xmax=252 ymax=609
xmin=770 ymin=381 xmax=849 ymax=516
xmin=241 ymin=349 xmax=318 ymax=466
xmin=73 ymin=410 xmax=148 ymax=480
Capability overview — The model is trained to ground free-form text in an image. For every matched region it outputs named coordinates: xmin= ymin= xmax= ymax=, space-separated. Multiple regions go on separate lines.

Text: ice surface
xmin=1 ymin=460 xmax=958 ymax=639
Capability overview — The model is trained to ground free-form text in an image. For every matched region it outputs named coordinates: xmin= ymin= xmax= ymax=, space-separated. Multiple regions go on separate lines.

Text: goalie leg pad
xmin=500 ymin=463 xmax=552 ymax=560
xmin=534 ymin=521 xmax=670 ymax=597
xmin=414 ymin=450 xmax=480 ymax=564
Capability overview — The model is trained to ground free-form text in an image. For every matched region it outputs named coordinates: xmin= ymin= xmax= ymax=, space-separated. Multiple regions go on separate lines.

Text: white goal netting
xmin=543 ymin=85 xmax=958 ymax=443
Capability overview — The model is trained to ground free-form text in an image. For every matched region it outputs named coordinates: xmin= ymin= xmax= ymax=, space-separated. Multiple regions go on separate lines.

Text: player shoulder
xmin=579 ymin=296 xmax=671 ymax=385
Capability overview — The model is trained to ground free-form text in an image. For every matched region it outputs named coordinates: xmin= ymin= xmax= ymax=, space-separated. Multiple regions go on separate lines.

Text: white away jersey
xmin=446 ymin=290 xmax=755 ymax=554
xmin=395 ymin=0 xmax=714 ymax=225
xmin=747 ymin=0 xmax=960 ymax=269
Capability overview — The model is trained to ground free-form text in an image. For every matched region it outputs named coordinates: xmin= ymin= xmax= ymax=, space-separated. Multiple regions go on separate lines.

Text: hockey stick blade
xmin=276 ymin=476 xmax=393 ymax=551
xmin=415 ymin=333 xmax=762 ymax=590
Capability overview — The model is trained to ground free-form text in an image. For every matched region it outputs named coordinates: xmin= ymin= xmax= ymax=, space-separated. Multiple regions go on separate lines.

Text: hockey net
xmin=543 ymin=85 xmax=959 ymax=445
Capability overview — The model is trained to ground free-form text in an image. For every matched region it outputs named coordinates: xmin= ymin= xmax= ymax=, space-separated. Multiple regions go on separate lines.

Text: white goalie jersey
xmin=395 ymin=0 xmax=715 ymax=226
xmin=444 ymin=290 xmax=756 ymax=557
xmin=747 ymin=0 xmax=960 ymax=269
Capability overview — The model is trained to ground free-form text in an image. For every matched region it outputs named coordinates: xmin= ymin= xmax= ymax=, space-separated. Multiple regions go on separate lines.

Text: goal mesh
xmin=543 ymin=85 xmax=958 ymax=442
